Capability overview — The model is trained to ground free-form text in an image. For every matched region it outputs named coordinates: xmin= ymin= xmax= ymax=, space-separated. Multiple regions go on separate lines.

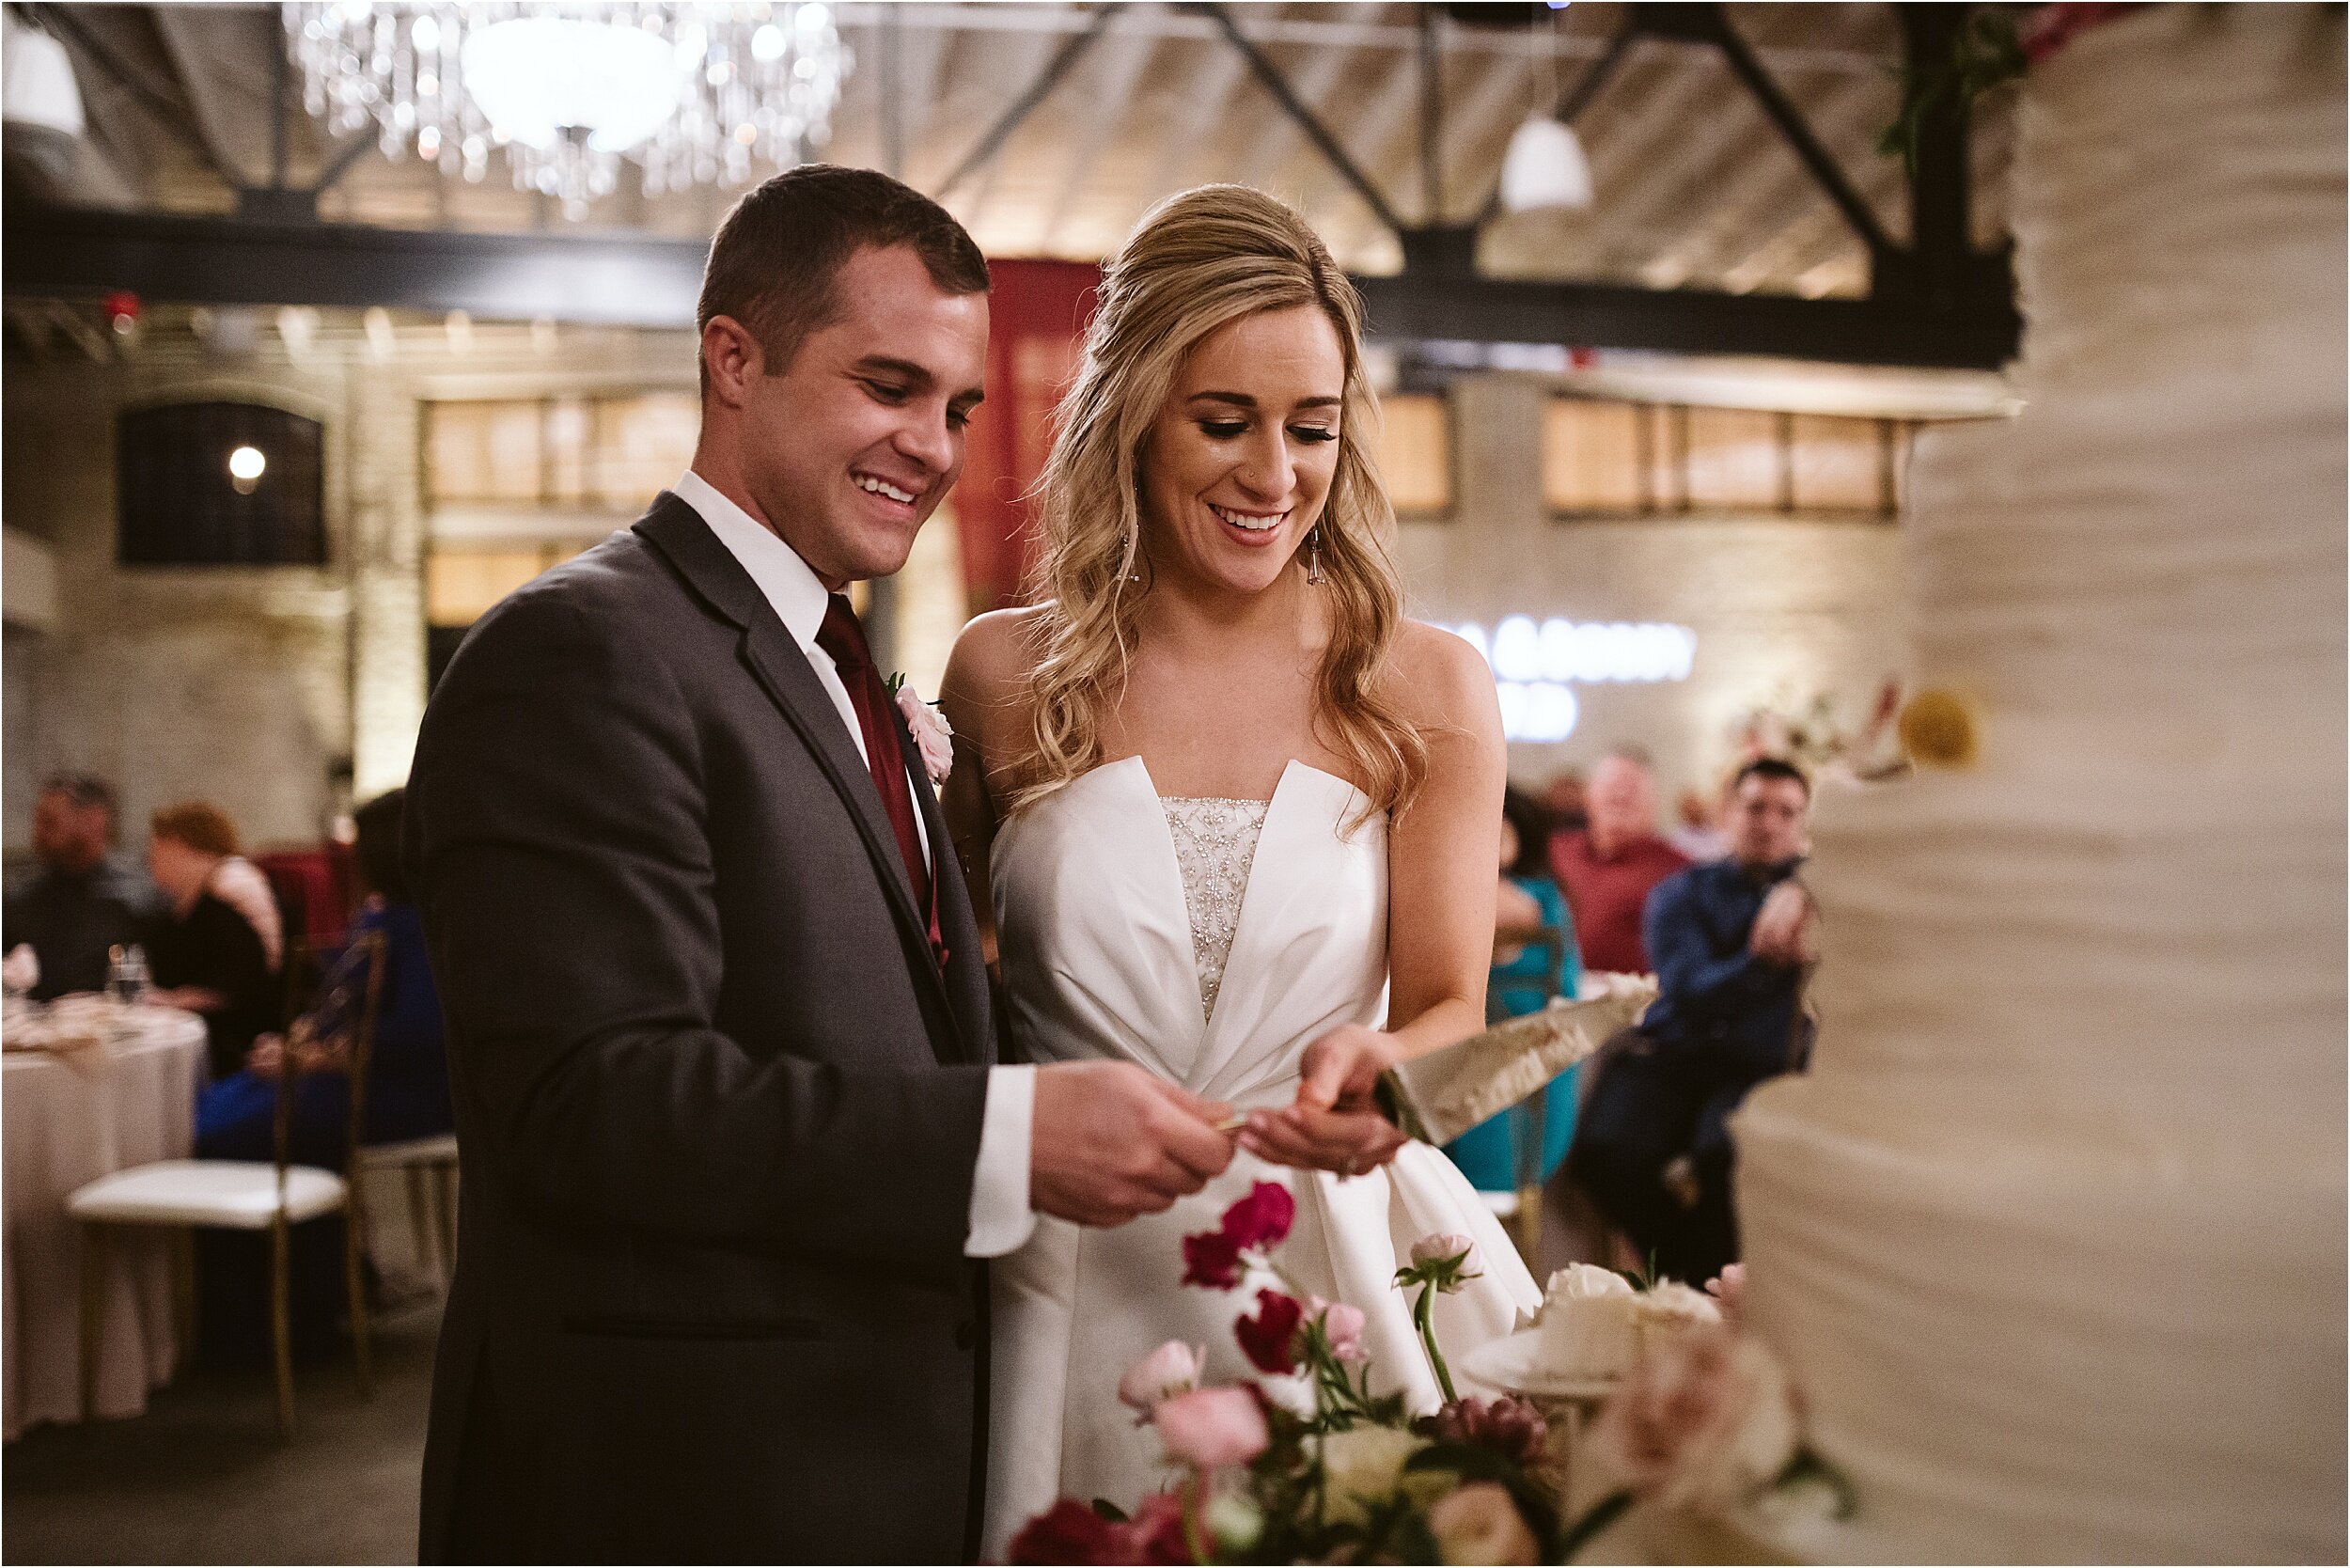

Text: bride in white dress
xmin=941 ymin=186 xmax=1539 ymax=1558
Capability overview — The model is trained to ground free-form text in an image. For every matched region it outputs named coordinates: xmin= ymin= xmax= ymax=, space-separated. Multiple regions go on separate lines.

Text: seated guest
xmin=1448 ymin=788 xmax=1586 ymax=1193
xmin=196 ymin=787 xmax=453 ymax=1166
xmin=2 ymin=774 xmax=162 ymax=999
xmin=1548 ymin=748 xmax=1691 ymax=974
xmin=1567 ymin=758 xmax=1816 ymax=1285
xmin=195 ymin=788 xmax=452 ymax=1359
xmin=1543 ymin=767 xmax=1590 ymax=836
xmin=145 ymin=802 xmax=278 ymax=1078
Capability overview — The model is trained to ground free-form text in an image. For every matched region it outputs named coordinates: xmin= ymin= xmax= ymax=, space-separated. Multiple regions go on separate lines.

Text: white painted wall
xmin=1395 ymin=373 xmax=1913 ymax=800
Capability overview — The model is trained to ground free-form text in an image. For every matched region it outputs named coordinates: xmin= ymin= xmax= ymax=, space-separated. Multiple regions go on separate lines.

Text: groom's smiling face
xmin=724 ymin=243 xmax=989 ymax=588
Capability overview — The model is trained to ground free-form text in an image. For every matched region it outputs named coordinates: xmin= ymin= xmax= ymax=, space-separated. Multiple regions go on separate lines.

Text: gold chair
xmin=354 ymin=1132 xmax=458 ymax=1283
xmin=67 ymin=933 xmax=384 ymax=1437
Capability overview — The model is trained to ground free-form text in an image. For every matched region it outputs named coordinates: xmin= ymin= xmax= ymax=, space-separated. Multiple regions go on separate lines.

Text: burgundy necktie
xmin=814 ymin=594 xmax=944 ymax=964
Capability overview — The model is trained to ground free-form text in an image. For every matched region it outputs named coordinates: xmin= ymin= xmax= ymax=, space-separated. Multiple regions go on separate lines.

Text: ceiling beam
xmin=831 ymin=3 xmax=1895 ymax=78
xmin=935 ymin=8 xmax=1114 ymax=201
xmin=4 ymin=202 xmax=2015 ymax=368
xmin=1038 ymin=7 xmax=1164 ymax=251
xmin=149 ymin=7 xmax=253 ymax=189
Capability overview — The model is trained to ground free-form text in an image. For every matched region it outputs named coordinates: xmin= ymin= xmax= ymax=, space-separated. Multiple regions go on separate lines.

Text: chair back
xmin=272 ymin=931 xmax=387 ymax=1185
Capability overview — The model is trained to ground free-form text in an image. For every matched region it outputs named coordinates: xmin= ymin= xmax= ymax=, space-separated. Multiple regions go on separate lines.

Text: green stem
xmin=1555 ymin=1490 xmax=1637 ymax=1562
xmin=1182 ymin=1473 xmax=1211 ymax=1565
xmin=1412 ymin=1281 xmax=1456 ymax=1405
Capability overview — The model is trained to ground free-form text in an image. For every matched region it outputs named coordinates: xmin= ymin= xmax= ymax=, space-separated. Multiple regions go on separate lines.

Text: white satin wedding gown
xmin=981 ymin=757 xmax=1540 ymax=1555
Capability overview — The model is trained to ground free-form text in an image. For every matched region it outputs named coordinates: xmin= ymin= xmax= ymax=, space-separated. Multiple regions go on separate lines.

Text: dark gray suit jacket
xmin=405 ymin=493 xmax=997 ymax=1563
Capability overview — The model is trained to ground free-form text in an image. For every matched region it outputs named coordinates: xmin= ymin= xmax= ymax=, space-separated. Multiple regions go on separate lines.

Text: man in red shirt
xmin=1547 ymin=750 xmax=1691 ymax=974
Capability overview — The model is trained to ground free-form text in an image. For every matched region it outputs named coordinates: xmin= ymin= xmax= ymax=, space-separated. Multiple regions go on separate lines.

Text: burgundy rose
xmin=1219 ymin=1181 xmax=1296 ymax=1252
xmin=1421 ymin=1395 xmax=1551 ymax=1469
xmin=1180 ymin=1228 xmax=1244 ymax=1291
xmin=1234 ymin=1288 xmax=1306 ymax=1374
xmin=1008 ymin=1499 xmax=1123 ymax=1565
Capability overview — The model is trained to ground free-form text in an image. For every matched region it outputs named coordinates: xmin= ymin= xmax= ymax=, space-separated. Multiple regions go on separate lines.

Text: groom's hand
xmin=1030 ymin=1062 xmax=1237 ymax=1228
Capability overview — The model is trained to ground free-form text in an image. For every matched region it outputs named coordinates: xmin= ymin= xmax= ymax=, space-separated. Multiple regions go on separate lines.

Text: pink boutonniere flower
xmin=891 ymin=680 xmax=954 ymax=789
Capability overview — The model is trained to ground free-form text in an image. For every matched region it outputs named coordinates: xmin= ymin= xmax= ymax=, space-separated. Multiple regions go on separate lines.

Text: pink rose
xmin=1407 ymin=1231 xmax=1483 ymax=1294
xmin=894 ymin=682 xmax=954 ymax=788
xmin=1426 ymin=1482 xmax=1542 ymax=1565
xmin=1703 ymin=1263 xmax=1747 ymax=1327
xmin=1314 ymin=1298 xmax=1369 ymax=1364
xmin=1584 ymin=1324 xmax=1800 ymax=1514
xmin=1219 ymin=1181 xmax=1296 ymax=1251
xmin=1152 ymin=1387 xmax=1270 ymax=1470
xmin=1118 ymin=1341 xmax=1203 ymax=1417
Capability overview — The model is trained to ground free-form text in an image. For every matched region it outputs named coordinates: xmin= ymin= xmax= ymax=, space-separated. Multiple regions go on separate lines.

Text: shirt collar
xmin=673 ymin=469 xmax=830 ymax=654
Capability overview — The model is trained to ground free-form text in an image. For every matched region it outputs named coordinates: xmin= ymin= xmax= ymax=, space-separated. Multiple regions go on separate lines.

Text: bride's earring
xmin=1307 ymin=528 xmax=1324 ymax=586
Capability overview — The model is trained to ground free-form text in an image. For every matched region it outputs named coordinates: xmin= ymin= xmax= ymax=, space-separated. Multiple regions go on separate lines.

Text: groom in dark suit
xmin=405 ymin=166 xmax=1237 ymax=1563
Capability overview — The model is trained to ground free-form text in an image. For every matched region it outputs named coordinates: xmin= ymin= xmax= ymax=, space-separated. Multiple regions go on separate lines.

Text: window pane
xmin=427 ymin=548 xmax=548 ymax=623
xmin=545 ymin=399 xmax=590 ymax=506
xmin=1651 ymin=405 xmax=1684 ymax=511
xmin=1375 ymin=393 xmax=1450 ymax=516
xmin=117 ymin=402 xmax=325 ymax=566
xmin=427 ymin=400 xmax=544 ymax=505
xmin=1684 ymin=406 xmax=1780 ymax=510
xmin=1543 ymin=399 xmax=1642 ymax=512
xmin=590 ymin=394 xmax=699 ymax=509
xmin=1789 ymin=413 xmax=1881 ymax=511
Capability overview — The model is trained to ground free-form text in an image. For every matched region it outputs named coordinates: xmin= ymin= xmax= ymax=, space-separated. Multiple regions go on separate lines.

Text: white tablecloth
xmin=3 ymin=1005 xmax=207 ymax=1439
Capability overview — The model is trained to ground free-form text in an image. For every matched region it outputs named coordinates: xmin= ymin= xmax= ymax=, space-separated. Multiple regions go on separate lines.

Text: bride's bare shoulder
xmin=1385 ymin=619 xmax=1500 ymax=739
xmin=941 ymin=605 xmax=1049 ymax=734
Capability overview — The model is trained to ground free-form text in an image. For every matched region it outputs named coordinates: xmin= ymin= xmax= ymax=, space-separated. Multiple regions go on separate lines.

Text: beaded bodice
xmin=1157 ymin=796 xmax=1269 ymax=1019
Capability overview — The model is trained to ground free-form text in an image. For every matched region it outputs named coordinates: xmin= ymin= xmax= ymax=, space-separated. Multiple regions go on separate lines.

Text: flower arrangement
xmin=1009 ymin=1183 xmax=1561 ymax=1565
xmin=1556 ymin=1264 xmax=1853 ymax=1559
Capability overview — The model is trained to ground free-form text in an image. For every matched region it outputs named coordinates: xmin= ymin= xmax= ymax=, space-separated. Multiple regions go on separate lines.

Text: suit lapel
xmin=634 ymin=494 xmax=969 ymax=1060
xmin=898 ymin=700 xmax=994 ymax=1065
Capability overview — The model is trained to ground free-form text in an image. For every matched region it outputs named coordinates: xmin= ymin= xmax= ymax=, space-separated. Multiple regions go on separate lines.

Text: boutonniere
xmin=888 ymin=673 xmax=955 ymax=788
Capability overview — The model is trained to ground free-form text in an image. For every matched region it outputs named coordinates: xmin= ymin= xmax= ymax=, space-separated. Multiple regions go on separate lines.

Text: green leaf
xmin=1089 ymin=1497 xmax=1129 ymax=1523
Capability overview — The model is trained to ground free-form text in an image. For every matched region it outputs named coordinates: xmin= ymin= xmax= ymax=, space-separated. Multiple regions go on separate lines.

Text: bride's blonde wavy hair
xmin=1009 ymin=185 xmax=1428 ymax=822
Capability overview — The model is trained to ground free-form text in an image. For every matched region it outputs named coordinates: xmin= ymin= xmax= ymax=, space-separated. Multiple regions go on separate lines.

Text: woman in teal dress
xmin=1447 ymin=787 xmax=1583 ymax=1193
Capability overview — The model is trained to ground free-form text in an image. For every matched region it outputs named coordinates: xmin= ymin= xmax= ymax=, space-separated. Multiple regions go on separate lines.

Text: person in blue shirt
xmin=194 ymin=787 xmax=453 ymax=1358
xmin=1567 ymin=758 xmax=1816 ymax=1284
xmin=1447 ymin=786 xmax=1583 ymax=1194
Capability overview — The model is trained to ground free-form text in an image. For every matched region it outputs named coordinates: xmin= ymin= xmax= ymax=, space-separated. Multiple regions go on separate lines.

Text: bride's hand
xmin=1240 ymin=1026 xmax=1408 ymax=1178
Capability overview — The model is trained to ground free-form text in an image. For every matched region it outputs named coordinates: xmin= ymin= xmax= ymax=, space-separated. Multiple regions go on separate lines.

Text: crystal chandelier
xmin=285 ymin=3 xmax=852 ymax=220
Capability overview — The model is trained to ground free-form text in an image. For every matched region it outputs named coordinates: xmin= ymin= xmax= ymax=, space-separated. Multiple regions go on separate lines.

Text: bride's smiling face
xmin=1138 ymin=304 xmax=1346 ymax=598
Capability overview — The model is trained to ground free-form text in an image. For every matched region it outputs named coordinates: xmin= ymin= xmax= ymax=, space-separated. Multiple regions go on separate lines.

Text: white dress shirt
xmin=674 ymin=471 xmax=1037 ymax=1259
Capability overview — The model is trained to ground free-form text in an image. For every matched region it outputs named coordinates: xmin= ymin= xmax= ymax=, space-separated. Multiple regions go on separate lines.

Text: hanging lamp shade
xmin=3 ymin=18 xmax=85 ymax=138
xmin=1498 ymin=115 xmax=1593 ymax=212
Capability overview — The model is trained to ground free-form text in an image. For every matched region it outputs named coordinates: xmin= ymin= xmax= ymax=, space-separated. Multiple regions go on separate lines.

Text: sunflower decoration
xmin=1898 ymin=687 xmax=1983 ymax=770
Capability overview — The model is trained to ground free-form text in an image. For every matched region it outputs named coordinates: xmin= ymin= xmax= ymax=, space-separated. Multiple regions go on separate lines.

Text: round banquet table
xmin=3 ymin=1002 xmax=207 ymax=1439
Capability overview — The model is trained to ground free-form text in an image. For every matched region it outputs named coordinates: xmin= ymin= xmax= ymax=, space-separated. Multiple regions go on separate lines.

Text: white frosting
xmin=1538 ymin=1263 xmax=1639 ymax=1380
xmin=1733 ymin=9 xmax=2348 ymax=1561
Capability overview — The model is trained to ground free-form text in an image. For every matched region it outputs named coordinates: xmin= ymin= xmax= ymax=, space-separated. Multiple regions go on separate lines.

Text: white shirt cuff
xmin=964 ymin=1063 xmax=1038 ymax=1258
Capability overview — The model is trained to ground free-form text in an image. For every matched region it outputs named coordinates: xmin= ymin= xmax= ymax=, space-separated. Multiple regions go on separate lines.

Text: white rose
xmin=1544 ymin=1262 xmax=1635 ymax=1303
xmin=1316 ymin=1425 xmax=1428 ymax=1524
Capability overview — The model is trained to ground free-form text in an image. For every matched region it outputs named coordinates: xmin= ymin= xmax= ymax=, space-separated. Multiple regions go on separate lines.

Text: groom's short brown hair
xmin=697 ymin=165 xmax=990 ymax=392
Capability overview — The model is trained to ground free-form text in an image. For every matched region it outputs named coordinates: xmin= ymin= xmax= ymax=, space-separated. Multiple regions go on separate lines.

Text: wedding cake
xmin=1537 ymin=1264 xmax=1640 ymax=1380
xmin=1733 ymin=8 xmax=2347 ymax=1562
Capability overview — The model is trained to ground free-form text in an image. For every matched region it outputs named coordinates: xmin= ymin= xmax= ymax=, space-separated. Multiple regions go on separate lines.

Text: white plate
xmin=1459 ymin=1328 xmax=1622 ymax=1402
